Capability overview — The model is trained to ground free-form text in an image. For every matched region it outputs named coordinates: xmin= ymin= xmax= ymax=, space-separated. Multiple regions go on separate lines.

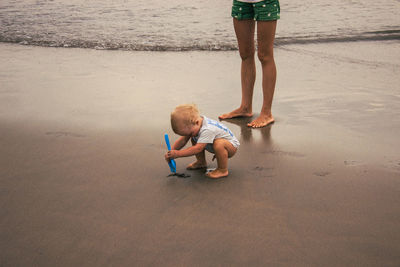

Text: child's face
xmin=175 ymin=119 xmax=201 ymax=137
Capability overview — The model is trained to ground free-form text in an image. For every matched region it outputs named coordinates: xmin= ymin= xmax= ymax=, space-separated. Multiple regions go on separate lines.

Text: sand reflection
xmin=220 ymin=116 xmax=274 ymax=147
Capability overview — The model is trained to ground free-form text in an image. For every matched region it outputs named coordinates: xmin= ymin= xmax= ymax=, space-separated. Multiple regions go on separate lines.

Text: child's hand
xmin=165 ymin=150 xmax=179 ymax=161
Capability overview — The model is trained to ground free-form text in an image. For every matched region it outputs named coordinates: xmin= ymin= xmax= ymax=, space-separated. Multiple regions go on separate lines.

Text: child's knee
xmin=213 ymin=139 xmax=237 ymax=158
xmin=212 ymin=139 xmax=225 ymax=151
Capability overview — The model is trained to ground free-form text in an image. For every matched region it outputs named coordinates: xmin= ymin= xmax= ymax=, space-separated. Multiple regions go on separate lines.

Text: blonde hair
xmin=171 ymin=104 xmax=200 ymax=133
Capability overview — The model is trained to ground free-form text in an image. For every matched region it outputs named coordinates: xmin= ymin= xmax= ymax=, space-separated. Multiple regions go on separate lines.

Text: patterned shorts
xmin=232 ymin=0 xmax=280 ymax=21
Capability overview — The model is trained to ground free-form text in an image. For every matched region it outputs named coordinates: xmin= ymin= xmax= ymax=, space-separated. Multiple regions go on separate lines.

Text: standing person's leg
xmin=219 ymin=18 xmax=256 ymax=120
xmin=247 ymin=20 xmax=277 ymax=128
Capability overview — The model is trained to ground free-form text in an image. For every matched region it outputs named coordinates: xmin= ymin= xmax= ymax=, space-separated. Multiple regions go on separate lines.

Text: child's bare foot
xmin=219 ymin=107 xmax=253 ymax=120
xmin=187 ymin=161 xmax=207 ymax=170
xmin=206 ymin=168 xmax=228 ymax=179
xmin=247 ymin=114 xmax=274 ymax=128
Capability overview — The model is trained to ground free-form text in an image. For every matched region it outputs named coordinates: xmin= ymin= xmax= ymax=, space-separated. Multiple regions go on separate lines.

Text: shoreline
xmin=1 ymin=27 xmax=400 ymax=51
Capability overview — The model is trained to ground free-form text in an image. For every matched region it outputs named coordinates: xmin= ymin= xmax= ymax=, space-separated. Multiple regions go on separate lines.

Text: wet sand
xmin=1 ymin=42 xmax=399 ymax=266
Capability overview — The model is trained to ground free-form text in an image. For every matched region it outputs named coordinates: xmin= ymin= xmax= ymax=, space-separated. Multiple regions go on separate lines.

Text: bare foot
xmin=219 ymin=107 xmax=253 ymax=120
xmin=247 ymin=114 xmax=274 ymax=128
xmin=187 ymin=161 xmax=207 ymax=170
xmin=206 ymin=168 xmax=228 ymax=179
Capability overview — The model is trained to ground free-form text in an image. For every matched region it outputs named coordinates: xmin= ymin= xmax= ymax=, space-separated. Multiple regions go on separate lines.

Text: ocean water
xmin=0 ymin=0 xmax=399 ymax=51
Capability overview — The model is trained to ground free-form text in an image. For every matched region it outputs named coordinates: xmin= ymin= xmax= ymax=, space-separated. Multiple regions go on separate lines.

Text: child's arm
xmin=171 ymin=136 xmax=191 ymax=150
xmin=164 ymin=136 xmax=191 ymax=162
xmin=167 ymin=143 xmax=207 ymax=159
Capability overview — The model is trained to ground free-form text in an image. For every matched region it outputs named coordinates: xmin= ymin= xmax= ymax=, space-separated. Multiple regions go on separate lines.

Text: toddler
xmin=165 ymin=104 xmax=239 ymax=179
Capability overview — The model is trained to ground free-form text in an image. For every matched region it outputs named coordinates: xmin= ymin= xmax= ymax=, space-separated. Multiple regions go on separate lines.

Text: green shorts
xmin=232 ymin=0 xmax=280 ymax=21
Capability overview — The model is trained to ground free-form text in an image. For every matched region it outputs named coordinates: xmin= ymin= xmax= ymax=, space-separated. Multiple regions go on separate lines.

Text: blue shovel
xmin=164 ymin=134 xmax=177 ymax=173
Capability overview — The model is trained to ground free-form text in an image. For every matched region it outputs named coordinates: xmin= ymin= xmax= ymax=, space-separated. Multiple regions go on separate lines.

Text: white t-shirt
xmin=192 ymin=116 xmax=240 ymax=153
xmin=237 ymin=0 xmax=263 ymax=3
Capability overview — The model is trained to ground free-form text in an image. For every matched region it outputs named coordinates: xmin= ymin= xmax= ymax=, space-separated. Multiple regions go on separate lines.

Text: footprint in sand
xmin=263 ymin=174 xmax=275 ymax=178
xmin=344 ymin=160 xmax=362 ymax=166
xmin=384 ymin=160 xmax=400 ymax=172
xmin=46 ymin=131 xmax=85 ymax=138
xmin=313 ymin=171 xmax=330 ymax=177
xmin=253 ymin=166 xmax=275 ymax=178
xmin=253 ymin=166 xmax=273 ymax=171
xmin=262 ymin=150 xmax=305 ymax=158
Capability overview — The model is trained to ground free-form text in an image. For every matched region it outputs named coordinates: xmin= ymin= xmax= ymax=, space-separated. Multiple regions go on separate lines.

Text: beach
xmin=1 ymin=41 xmax=400 ymax=266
